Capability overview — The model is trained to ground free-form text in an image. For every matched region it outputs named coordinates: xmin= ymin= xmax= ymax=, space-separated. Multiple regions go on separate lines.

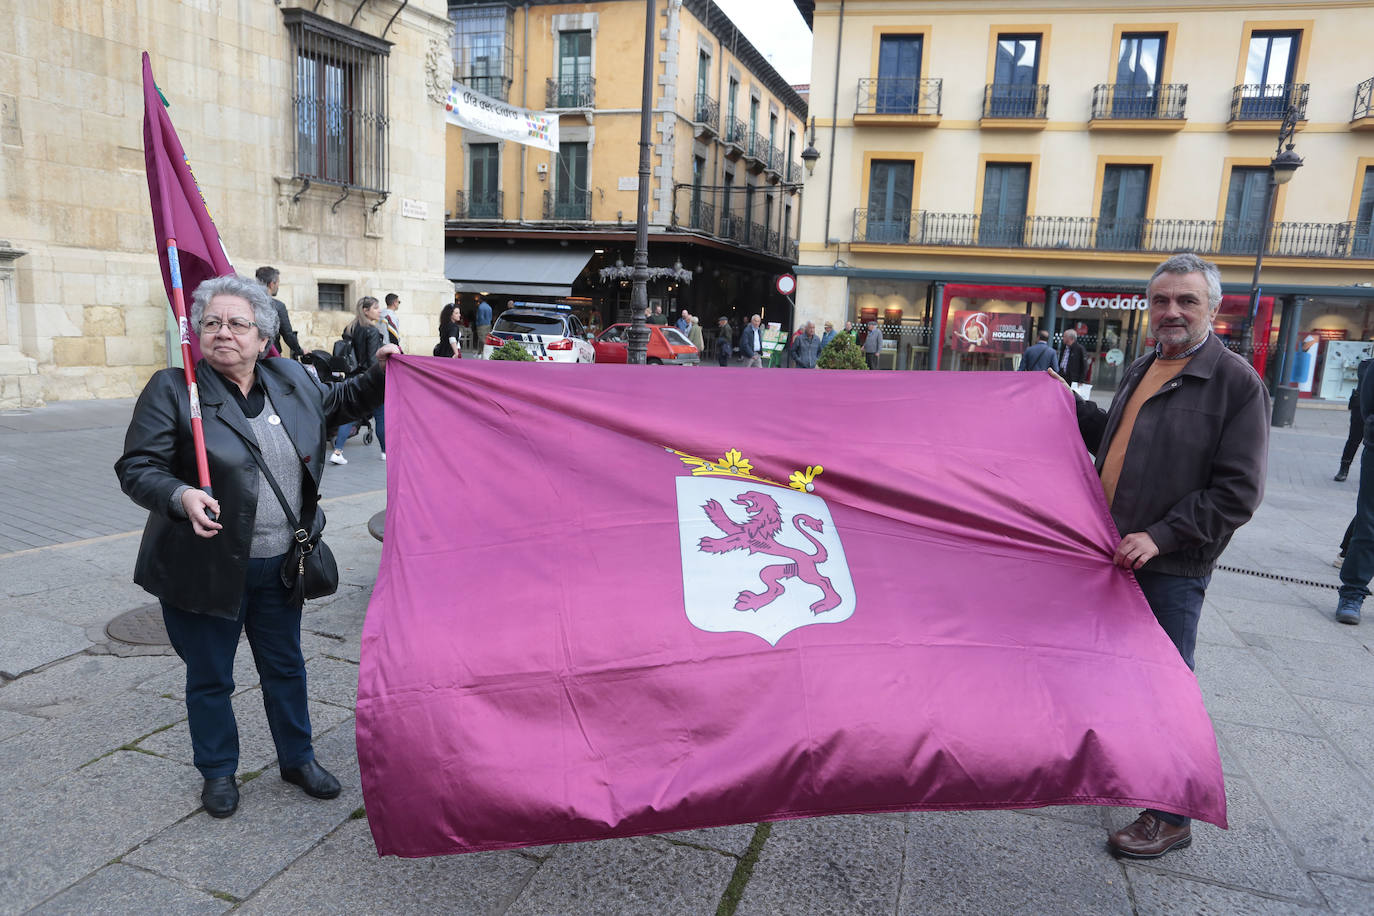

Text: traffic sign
xmin=776 ymin=274 xmax=796 ymax=296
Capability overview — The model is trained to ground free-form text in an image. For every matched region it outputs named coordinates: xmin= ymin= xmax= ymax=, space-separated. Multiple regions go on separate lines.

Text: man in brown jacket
xmin=1073 ymin=252 xmax=1270 ymax=861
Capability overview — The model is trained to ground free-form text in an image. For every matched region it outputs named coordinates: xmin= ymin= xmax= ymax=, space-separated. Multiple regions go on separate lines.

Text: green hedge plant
xmin=489 ymin=340 xmax=536 ymax=362
xmin=817 ymin=331 xmax=868 ymax=370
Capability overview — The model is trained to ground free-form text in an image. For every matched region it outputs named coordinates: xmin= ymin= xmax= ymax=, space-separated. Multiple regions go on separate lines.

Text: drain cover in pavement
xmin=106 ymin=604 xmax=171 ymax=645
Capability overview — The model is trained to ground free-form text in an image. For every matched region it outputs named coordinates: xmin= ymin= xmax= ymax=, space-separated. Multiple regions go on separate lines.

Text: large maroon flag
xmin=141 ymin=51 xmax=234 ymax=364
xmin=357 ymin=359 xmax=1228 ymax=856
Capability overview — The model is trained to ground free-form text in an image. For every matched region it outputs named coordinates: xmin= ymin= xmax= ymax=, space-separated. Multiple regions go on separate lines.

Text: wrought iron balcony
xmin=693 ymin=93 xmax=719 ymax=132
xmin=766 ymin=229 xmax=781 ymax=254
xmin=1230 ymin=83 xmax=1308 ymax=121
xmin=767 ymin=147 xmax=784 ymax=176
xmin=982 ymin=84 xmax=1049 ymax=119
xmin=547 ymin=77 xmax=595 ymax=109
xmin=857 ymin=77 xmax=942 ymax=116
xmin=687 ymin=198 xmax=715 ymax=233
xmin=720 ymin=213 xmax=742 ymax=240
xmin=453 ymin=190 xmax=503 ymax=220
xmin=719 ymin=118 xmax=752 ymax=152
xmin=745 ymin=133 xmax=771 ymax=169
xmin=787 ymin=161 xmax=803 ymax=183
xmin=1091 ymin=83 xmax=1187 ymax=120
xmin=785 ymin=239 xmax=799 ymax=262
xmin=1354 ymin=77 xmax=1374 ymax=121
xmin=747 ymin=221 xmax=767 ymax=248
xmin=543 ymin=188 xmax=591 ymax=220
xmin=850 ymin=209 xmax=1368 ymax=259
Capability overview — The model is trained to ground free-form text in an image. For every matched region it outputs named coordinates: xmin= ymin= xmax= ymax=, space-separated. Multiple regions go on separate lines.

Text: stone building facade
xmin=0 ymin=0 xmax=455 ymax=407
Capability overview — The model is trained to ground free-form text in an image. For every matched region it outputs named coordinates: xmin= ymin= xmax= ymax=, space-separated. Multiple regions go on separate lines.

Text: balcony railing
xmin=1230 ymin=83 xmax=1308 ymax=121
xmin=766 ymin=229 xmax=780 ymax=253
xmin=1355 ymin=77 xmax=1374 ymax=121
xmin=747 ymin=221 xmax=766 ymax=248
xmin=767 ymin=147 xmax=784 ymax=175
xmin=723 ymin=117 xmax=748 ymax=149
xmin=1091 ymin=83 xmax=1187 ymax=120
xmin=453 ymin=190 xmax=503 ymax=220
xmin=547 ymin=77 xmax=595 ymax=109
xmin=787 ymin=161 xmax=803 ymax=183
xmin=687 ymin=198 xmax=715 ymax=232
xmin=856 ymin=77 xmax=943 ymax=116
xmin=785 ymin=239 xmax=799 ymax=262
xmin=720 ymin=213 xmax=742 ymax=240
xmin=746 ymin=132 xmax=771 ymax=167
xmin=694 ymin=93 xmax=719 ymax=132
xmin=543 ymin=188 xmax=591 ymax=220
xmin=851 ymin=209 xmax=1369 ymax=259
xmin=983 ymin=84 xmax=1049 ymax=119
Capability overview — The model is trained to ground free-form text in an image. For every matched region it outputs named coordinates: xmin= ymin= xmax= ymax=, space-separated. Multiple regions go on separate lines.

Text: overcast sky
xmin=712 ymin=0 xmax=814 ymax=86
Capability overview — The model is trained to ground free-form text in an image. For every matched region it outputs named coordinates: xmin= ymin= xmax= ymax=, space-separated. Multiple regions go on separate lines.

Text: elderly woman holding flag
xmin=116 ymin=274 xmax=397 ymax=819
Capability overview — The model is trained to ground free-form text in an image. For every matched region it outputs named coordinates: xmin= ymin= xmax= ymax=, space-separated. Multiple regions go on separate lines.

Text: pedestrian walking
xmin=820 ymin=321 xmax=836 ymax=351
xmin=474 ymin=296 xmax=493 ymax=355
xmin=380 ymin=293 xmax=403 ymax=350
xmin=739 ymin=314 xmax=765 ymax=368
xmin=687 ymin=314 xmax=704 ymax=356
xmin=1059 ymin=328 xmax=1088 ymax=384
xmin=792 ymin=321 xmax=822 ymax=368
xmin=862 ymin=319 xmax=883 ymax=370
xmin=254 ymin=266 xmax=304 ymax=359
xmin=434 ymin=302 xmax=464 ymax=358
xmin=330 ymin=297 xmax=387 ymax=463
xmin=1334 ymin=358 xmax=1372 ymax=480
xmin=1070 ymin=253 xmax=1270 ymax=858
xmin=1020 ymin=330 xmax=1056 ymax=372
xmin=676 ymin=309 xmax=691 ymax=335
xmin=1335 ymin=356 xmax=1374 ymax=625
xmin=714 ymin=315 xmax=733 ymax=366
xmin=115 ymin=274 xmax=397 ymax=818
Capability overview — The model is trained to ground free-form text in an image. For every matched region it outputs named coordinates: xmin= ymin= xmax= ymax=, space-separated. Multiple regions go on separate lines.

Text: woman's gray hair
xmin=190 ymin=274 xmax=279 ymax=348
xmin=1148 ymin=253 xmax=1223 ymax=309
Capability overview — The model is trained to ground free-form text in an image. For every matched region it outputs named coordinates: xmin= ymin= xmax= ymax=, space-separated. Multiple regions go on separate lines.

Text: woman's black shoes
xmin=280 ymin=760 xmax=342 ymax=799
xmin=201 ymin=776 xmax=239 ymax=818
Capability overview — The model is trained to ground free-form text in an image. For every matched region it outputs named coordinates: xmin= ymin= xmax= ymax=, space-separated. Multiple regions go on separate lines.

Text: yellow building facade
xmin=443 ymin=0 xmax=807 ymax=334
xmin=794 ymin=0 xmax=1374 ymax=397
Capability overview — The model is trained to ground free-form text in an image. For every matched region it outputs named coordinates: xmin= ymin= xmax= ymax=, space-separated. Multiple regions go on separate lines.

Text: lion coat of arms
xmin=673 ymin=450 xmax=856 ymax=645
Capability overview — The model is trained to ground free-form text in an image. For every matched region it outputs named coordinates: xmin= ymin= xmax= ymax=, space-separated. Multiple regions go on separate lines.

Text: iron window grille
xmin=317 ymin=282 xmax=348 ymax=311
xmin=1354 ymin=77 xmax=1373 ymax=121
xmin=285 ymin=9 xmax=390 ymax=194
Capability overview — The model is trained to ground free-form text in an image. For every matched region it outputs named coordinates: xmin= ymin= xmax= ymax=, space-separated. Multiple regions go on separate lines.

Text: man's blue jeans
xmin=1340 ymin=444 xmax=1374 ymax=603
xmin=1134 ymin=567 xmax=1211 ymax=827
xmin=161 ymin=555 xmax=314 ymax=779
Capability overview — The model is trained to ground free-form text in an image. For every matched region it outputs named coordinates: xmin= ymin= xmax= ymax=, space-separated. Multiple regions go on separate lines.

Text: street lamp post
xmin=1242 ymin=106 xmax=1304 ymax=364
xmin=626 ymin=0 xmax=656 ymax=366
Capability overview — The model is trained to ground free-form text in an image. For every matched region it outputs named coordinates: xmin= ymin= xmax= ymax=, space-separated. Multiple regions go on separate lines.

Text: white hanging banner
xmin=444 ymin=83 xmax=559 ymax=153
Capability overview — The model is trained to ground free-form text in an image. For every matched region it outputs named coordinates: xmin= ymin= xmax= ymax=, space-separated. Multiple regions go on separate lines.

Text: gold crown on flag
xmin=668 ymin=448 xmax=823 ymax=493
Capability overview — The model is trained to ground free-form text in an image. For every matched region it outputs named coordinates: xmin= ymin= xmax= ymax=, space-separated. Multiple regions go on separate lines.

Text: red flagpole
xmin=166 ymin=237 xmax=213 ymax=494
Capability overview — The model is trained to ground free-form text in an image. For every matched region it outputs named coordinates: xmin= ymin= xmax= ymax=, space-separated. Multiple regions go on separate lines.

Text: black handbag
xmin=245 ymin=444 xmax=340 ymax=605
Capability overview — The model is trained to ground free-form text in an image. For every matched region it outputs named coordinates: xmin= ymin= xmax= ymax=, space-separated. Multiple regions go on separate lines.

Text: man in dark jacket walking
xmin=1072 ymin=252 xmax=1270 ymax=861
xmin=255 ymin=266 xmax=304 ymax=359
xmin=1334 ymin=358 xmax=1372 ymax=481
xmin=792 ymin=321 xmax=822 ymax=368
xmin=714 ymin=315 xmax=733 ymax=366
xmin=1058 ymin=328 xmax=1087 ymax=384
xmin=1336 ymin=358 xmax=1374 ymax=625
xmin=1020 ymin=330 xmax=1055 ymax=372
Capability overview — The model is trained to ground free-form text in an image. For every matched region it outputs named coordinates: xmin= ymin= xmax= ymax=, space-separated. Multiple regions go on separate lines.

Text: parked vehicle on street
xmin=592 ymin=323 xmax=700 ymax=365
xmin=482 ymin=306 xmax=596 ymax=362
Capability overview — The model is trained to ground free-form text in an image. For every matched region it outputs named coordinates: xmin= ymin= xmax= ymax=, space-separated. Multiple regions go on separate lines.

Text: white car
xmin=481 ymin=308 xmax=596 ymax=363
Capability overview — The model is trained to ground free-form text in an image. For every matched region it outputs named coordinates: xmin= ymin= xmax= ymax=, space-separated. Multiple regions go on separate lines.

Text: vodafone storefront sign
xmin=1060 ymin=289 xmax=1147 ymax=312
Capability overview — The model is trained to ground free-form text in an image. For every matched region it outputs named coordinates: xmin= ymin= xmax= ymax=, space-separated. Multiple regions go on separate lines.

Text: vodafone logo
xmin=1060 ymin=289 xmax=1147 ymax=312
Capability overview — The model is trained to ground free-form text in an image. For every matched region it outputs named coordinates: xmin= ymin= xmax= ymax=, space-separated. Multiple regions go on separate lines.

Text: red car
xmin=592 ymin=323 xmax=700 ymax=365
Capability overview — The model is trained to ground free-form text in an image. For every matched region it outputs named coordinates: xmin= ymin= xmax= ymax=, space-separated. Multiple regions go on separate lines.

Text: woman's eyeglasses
xmin=200 ymin=317 xmax=257 ymax=335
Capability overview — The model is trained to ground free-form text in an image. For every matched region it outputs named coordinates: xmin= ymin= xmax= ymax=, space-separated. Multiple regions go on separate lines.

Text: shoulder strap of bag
xmin=240 ymin=437 xmax=311 ymax=547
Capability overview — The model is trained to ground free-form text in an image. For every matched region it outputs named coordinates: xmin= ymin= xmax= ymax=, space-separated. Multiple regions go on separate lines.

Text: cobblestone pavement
xmin=0 ymin=397 xmax=1369 ymax=915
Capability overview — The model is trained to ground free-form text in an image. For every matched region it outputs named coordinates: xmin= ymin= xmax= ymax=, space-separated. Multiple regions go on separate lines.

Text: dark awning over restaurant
xmin=445 ymin=247 xmax=593 ymax=298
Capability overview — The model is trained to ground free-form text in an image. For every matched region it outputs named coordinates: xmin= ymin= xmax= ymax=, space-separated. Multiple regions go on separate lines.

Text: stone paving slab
xmin=1126 ymin=868 xmax=1326 ymax=915
xmin=302 ymin=655 xmax=359 ymax=710
xmin=0 ymin=575 xmax=158 ymax=631
xmin=737 ymin=814 xmax=903 ymax=915
xmin=0 ymin=751 xmax=199 ymax=916
xmin=0 ymin=550 xmax=107 ymax=599
xmin=896 ymin=810 xmax=1132 ymax=914
xmin=0 ymin=609 xmax=92 ymax=679
xmin=124 ymin=722 xmax=363 ymax=900
xmin=1211 ymin=597 xmax=1358 ymax=648
xmin=1219 ymin=722 xmax=1374 ymax=879
xmin=1293 ymin=694 xmax=1374 ymax=782
xmin=505 ymin=834 xmax=738 ymax=916
xmin=0 ymin=707 xmax=43 ymax=742
xmin=0 ymin=653 xmax=180 ymax=717
xmin=0 ymin=690 xmax=185 ymax=792
xmin=1198 ymin=643 xmax=1324 ymax=735
xmin=24 ymin=864 xmax=229 ymax=916
xmin=234 ymin=819 xmax=537 ymax=915
xmin=1310 ymin=873 xmax=1374 ymax=914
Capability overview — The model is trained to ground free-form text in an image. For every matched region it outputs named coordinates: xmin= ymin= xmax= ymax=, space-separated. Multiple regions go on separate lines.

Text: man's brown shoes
xmin=1107 ymin=811 xmax=1192 ymax=859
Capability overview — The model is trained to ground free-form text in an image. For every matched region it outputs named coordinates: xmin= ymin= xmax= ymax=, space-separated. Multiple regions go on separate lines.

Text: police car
xmin=481 ymin=304 xmax=596 ymax=363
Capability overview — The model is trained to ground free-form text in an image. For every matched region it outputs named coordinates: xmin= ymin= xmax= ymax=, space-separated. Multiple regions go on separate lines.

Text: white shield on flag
xmin=676 ymin=476 xmax=856 ymax=646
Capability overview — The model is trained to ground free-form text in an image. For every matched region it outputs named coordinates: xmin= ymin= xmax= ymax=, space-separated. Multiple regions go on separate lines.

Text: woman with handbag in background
xmin=116 ymin=274 xmax=397 ymax=819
